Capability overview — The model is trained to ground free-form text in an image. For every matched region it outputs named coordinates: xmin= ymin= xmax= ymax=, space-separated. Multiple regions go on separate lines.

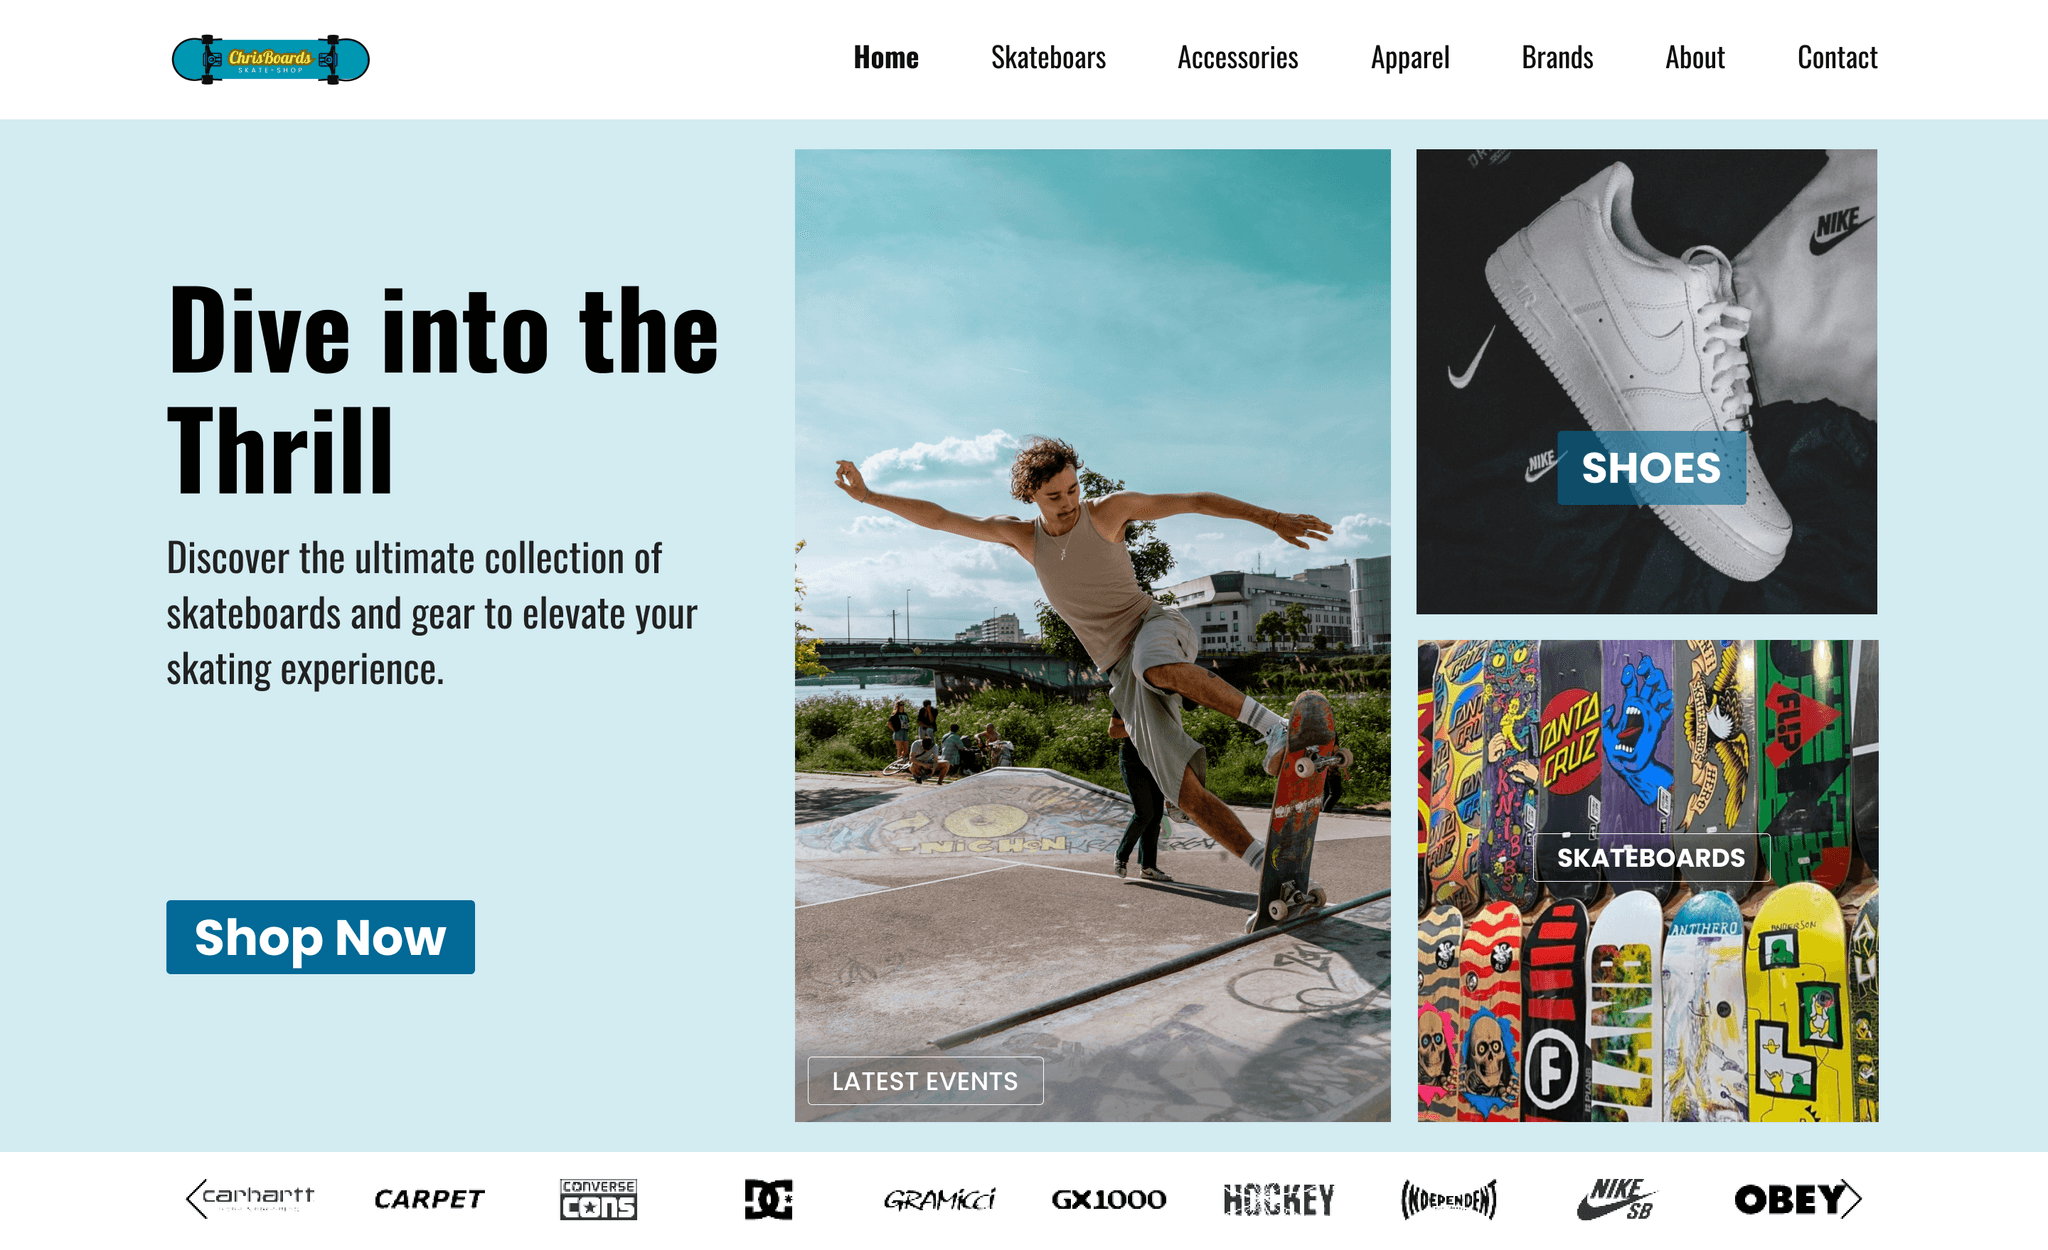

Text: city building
xmin=1162 ymin=555 xmax=1390 ymax=653
xmin=955 ymin=612 xmax=1022 ymax=645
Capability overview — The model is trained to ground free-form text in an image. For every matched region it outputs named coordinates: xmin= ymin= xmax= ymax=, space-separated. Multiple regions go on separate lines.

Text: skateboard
xmin=1537 ymin=831 xmax=1605 ymax=904
xmin=172 ymin=35 xmax=370 ymax=84
xmin=1246 ymin=690 xmax=1347 ymax=933
xmin=1417 ymin=904 xmax=1464 ymax=1121
xmin=1850 ymin=640 xmax=1880 ymax=876
xmin=1587 ymin=889 xmax=1662 ymax=1121
xmin=1662 ymin=890 xmax=1748 ymax=1122
xmin=1598 ymin=640 xmax=1676 ymax=903
xmin=1427 ymin=641 xmax=1486 ymax=915
xmin=1456 ymin=900 xmax=1523 ymax=1122
xmin=1747 ymin=882 xmax=1852 ymax=1121
xmin=1850 ymin=892 xmax=1878 ymax=1122
xmin=1673 ymin=639 xmax=1759 ymax=899
xmin=1418 ymin=643 xmax=1439 ymax=916
xmin=1521 ymin=898 xmax=1590 ymax=1122
xmin=1537 ymin=640 xmax=1604 ymax=899
xmin=1480 ymin=640 xmax=1541 ymax=907
xmin=1758 ymin=641 xmax=1854 ymax=892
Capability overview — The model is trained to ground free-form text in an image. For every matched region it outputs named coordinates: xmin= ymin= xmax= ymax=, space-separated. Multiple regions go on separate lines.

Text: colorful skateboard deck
xmin=1457 ymin=901 xmax=1523 ymax=1122
xmin=172 ymin=36 xmax=370 ymax=83
xmin=1522 ymin=898 xmax=1590 ymax=1122
xmin=1662 ymin=890 xmax=1748 ymax=1122
xmin=1850 ymin=640 xmax=1879 ymax=876
xmin=1759 ymin=641 xmax=1853 ymax=892
xmin=1536 ymin=831 xmax=1605 ymax=904
xmin=1850 ymin=893 xmax=1878 ymax=1122
xmin=1418 ymin=643 xmax=1438 ymax=916
xmin=1587 ymin=889 xmax=1662 ymax=1121
xmin=1673 ymin=639 xmax=1759 ymax=899
xmin=1417 ymin=904 xmax=1464 ymax=1121
xmin=1538 ymin=640 xmax=1603 ymax=835
xmin=1480 ymin=640 xmax=1541 ymax=907
xmin=1249 ymin=690 xmax=1340 ymax=932
xmin=1598 ymin=640 xmax=1676 ymax=903
xmin=1428 ymin=641 xmax=1486 ymax=915
xmin=1747 ymin=882 xmax=1852 ymax=1121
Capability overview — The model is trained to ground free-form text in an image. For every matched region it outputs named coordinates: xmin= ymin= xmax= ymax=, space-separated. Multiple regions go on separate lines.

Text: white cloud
xmin=861 ymin=430 xmax=1017 ymax=479
xmin=841 ymin=515 xmax=910 ymax=535
xmin=1326 ymin=513 xmax=1390 ymax=547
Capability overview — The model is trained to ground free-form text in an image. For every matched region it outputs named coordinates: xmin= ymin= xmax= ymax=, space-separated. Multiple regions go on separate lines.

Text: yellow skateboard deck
xmin=1746 ymin=882 xmax=1852 ymax=1121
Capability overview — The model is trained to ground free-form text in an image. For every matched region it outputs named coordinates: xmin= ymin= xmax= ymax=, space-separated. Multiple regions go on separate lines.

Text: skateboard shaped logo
xmin=172 ymin=36 xmax=370 ymax=84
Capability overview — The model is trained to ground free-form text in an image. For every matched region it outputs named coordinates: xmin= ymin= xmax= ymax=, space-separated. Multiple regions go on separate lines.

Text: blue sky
xmin=796 ymin=149 xmax=1390 ymax=641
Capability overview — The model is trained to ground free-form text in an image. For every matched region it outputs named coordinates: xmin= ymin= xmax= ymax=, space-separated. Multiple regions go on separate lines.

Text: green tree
xmin=1312 ymin=630 xmax=1329 ymax=652
xmin=1036 ymin=467 xmax=1176 ymax=666
xmin=794 ymin=540 xmax=829 ymax=678
xmin=1254 ymin=609 xmax=1285 ymax=653
xmin=1282 ymin=603 xmax=1310 ymax=652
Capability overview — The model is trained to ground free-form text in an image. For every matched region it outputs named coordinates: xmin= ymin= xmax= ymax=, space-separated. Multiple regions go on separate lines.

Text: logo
xmin=1763 ymin=682 xmax=1841 ymax=767
xmin=560 ymin=1179 xmax=637 ymax=1221
xmin=172 ymin=35 xmax=370 ymax=84
xmin=1523 ymin=1028 xmax=1581 ymax=1112
xmin=1221 ymin=1184 xmax=1335 ymax=1216
xmin=186 ymin=1181 xmax=315 ymax=1218
xmin=744 ymin=1180 xmax=794 ymax=1221
xmin=1524 ymin=449 xmax=1558 ymax=483
xmin=1401 ymin=1181 xmax=1496 ymax=1220
xmin=1051 ymin=1189 xmax=1166 ymax=1210
xmin=1577 ymin=1179 xmax=1655 ymax=1220
xmin=1539 ymin=687 xmax=1602 ymax=794
xmin=375 ymin=1188 xmax=484 ymax=1211
xmin=884 ymin=1189 xmax=996 ymax=1211
xmin=1448 ymin=326 xmax=1495 ymax=389
xmin=1808 ymin=208 xmax=1873 ymax=255
xmin=1734 ymin=1182 xmax=1860 ymax=1217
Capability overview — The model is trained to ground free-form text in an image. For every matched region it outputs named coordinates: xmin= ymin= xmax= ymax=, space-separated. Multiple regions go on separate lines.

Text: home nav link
xmin=560 ymin=1178 xmax=636 ymax=1221
xmin=1222 ymin=1184 xmax=1336 ymax=1215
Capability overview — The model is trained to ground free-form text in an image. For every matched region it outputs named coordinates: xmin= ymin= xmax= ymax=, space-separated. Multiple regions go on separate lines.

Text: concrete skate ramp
xmin=796 ymin=767 xmax=1220 ymax=861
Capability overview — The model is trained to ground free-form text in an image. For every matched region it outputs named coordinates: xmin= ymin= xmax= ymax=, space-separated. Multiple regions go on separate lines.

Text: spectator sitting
xmin=907 ymin=730 xmax=949 ymax=784
xmin=940 ymin=723 xmax=965 ymax=775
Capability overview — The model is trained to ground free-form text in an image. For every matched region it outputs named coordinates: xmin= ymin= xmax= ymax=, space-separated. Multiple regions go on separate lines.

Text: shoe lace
xmin=1682 ymin=245 xmax=1755 ymax=431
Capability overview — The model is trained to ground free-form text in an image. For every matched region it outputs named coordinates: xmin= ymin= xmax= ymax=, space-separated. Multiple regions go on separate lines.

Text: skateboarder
xmin=835 ymin=436 xmax=1331 ymax=886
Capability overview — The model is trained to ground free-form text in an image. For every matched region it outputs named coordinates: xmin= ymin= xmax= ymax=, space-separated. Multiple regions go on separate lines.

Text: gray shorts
xmin=1107 ymin=605 xmax=1206 ymax=800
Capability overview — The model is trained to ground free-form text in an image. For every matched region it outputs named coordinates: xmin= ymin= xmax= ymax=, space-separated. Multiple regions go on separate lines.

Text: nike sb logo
xmin=1809 ymin=206 xmax=1873 ymax=254
xmin=1524 ymin=450 xmax=1557 ymax=483
xmin=1576 ymin=1179 xmax=1655 ymax=1221
xmin=1448 ymin=326 xmax=1495 ymax=389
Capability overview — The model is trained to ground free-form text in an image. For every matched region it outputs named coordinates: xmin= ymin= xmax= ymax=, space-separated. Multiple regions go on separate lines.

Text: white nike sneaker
xmin=1486 ymin=161 xmax=1793 ymax=582
xmin=1260 ymin=719 xmax=1292 ymax=776
xmin=1140 ymin=866 xmax=1176 ymax=882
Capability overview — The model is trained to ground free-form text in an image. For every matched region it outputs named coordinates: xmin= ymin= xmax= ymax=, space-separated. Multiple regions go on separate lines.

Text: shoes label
xmin=1554 ymin=431 xmax=1748 ymax=505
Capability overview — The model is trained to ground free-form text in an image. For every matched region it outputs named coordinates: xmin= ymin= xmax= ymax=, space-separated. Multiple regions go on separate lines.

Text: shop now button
xmin=165 ymin=900 xmax=476 ymax=974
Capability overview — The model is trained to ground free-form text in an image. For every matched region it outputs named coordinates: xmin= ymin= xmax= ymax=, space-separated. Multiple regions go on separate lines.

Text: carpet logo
xmin=374 ymin=1188 xmax=484 ymax=1211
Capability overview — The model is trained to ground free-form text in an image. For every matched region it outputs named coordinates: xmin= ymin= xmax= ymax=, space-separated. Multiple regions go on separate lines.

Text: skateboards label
xmin=1480 ymin=640 xmax=1540 ymax=906
xmin=1759 ymin=641 xmax=1853 ymax=892
xmin=1418 ymin=905 xmax=1464 ymax=1121
xmin=1457 ymin=901 xmax=1522 ymax=1121
xmin=1747 ymin=882 xmax=1852 ymax=1121
xmin=1662 ymin=890 xmax=1748 ymax=1122
xmin=1522 ymin=899 xmax=1589 ymax=1121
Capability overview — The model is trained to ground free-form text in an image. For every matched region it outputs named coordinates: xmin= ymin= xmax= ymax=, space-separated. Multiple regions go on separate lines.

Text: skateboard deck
xmin=1427 ymin=641 xmax=1486 ymax=915
xmin=1248 ymin=690 xmax=1342 ymax=932
xmin=1598 ymin=640 xmax=1676 ymax=903
xmin=1417 ymin=904 xmax=1464 ymax=1121
xmin=1521 ymin=898 xmax=1590 ymax=1122
xmin=1747 ymin=882 xmax=1852 ymax=1121
xmin=1457 ymin=900 xmax=1524 ymax=1121
xmin=1850 ymin=640 xmax=1879 ymax=876
xmin=1850 ymin=892 xmax=1878 ymax=1122
xmin=1536 ymin=831 xmax=1605 ymax=903
xmin=172 ymin=36 xmax=370 ymax=83
xmin=1758 ymin=641 xmax=1854 ymax=892
xmin=1538 ymin=640 xmax=1603 ymax=834
xmin=1480 ymin=640 xmax=1541 ymax=907
xmin=1673 ymin=639 xmax=1759 ymax=899
xmin=1418 ymin=643 xmax=1439 ymax=916
xmin=1587 ymin=889 xmax=1662 ymax=1121
xmin=1662 ymin=890 xmax=1748 ymax=1122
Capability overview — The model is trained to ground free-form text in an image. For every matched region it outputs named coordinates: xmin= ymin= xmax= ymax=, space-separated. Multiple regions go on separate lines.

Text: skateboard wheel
xmin=1309 ymin=887 xmax=1328 ymax=909
xmin=1267 ymin=899 xmax=1288 ymax=922
xmin=1293 ymin=757 xmax=1314 ymax=779
xmin=1334 ymin=747 xmax=1354 ymax=769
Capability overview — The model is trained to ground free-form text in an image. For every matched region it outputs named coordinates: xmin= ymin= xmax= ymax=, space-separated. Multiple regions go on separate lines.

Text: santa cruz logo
xmin=1221 ymin=1184 xmax=1335 ymax=1216
xmin=1401 ymin=1181 xmax=1497 ymax=1219
xmin=1577 ymin=1179 xmax=1654 ymax=1220
xmin=1051 ymin=1189 xmax=1165 ymax=1210
xmin=1734 ymin=1181 xmax=1860 ymax=1217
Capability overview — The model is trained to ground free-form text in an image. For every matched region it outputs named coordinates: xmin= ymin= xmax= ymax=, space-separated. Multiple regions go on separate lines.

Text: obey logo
xmin=1733 ymin=1182 xmax=1860 ymax=1217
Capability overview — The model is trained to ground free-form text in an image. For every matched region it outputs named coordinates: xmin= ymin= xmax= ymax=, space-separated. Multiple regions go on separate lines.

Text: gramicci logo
xmin=884 ymin=1189 xmax=996 ymax=1210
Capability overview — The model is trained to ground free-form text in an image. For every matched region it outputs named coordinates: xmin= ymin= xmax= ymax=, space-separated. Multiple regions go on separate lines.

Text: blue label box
xmin=166 ymin=900 xmax=476 ymax=974
xmin=1555 ymin=430 xmax=1748 ymax=505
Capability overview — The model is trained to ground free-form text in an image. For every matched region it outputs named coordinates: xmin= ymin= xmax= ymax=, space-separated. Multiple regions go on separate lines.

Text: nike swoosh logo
xmin=1577 ymin=1191 xmax=1655 ymax=1221
xmin=1448 ymin=325 xmax=1495 ymax=389
xmin=1810 ymin=216 xmax=1874 ymax=254
xmin=1524 ymin=452 xmax=1556 ymax=484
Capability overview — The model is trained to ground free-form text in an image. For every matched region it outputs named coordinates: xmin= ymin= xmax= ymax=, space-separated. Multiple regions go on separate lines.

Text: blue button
xmin=166 ymin=900 xmax=476 ymax=974
xmin=1555 ymin=430 xmax=1748 ymax=505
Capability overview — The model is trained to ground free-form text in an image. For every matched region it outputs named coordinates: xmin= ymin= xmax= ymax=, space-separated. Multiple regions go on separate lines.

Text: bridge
xmin=812 ymin=638 xmax=1109 ymax=702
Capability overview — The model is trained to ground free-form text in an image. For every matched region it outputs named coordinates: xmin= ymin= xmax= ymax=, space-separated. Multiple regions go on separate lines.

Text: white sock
xmin=1241 ymin=838 xmax=1266 ymax=868
xmin=1238 ymin=700 xmax=1284 ymax=737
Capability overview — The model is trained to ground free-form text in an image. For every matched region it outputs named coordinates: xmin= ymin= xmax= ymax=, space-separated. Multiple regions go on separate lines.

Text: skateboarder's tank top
xmin=1031 ymin=500 xmax=1154 ymax=671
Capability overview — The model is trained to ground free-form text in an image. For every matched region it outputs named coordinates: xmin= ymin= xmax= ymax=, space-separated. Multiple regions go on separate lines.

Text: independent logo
xmin=1733 ymin=1181 xmax=1860 ymax=1217
xmin=1448 ymin=326 xmax=1495 ymax=389
xmin=1808 ymin=207 xmax=1873 ymax=255
xmin=744 ymin=1179 xmax=794 ymax=1220
xmin=1401 ymin=1180 xmax=1496 ymax=1219
xmin=1577 ymin=1179 xmax=1655 ymax=1220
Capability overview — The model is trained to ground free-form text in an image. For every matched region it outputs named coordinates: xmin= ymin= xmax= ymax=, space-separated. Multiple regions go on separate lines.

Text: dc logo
xmin=1524 ymin=1029 xmax=1579 ymax=1111
xmin=745 ymin=1179 xmax=794 ymax=1221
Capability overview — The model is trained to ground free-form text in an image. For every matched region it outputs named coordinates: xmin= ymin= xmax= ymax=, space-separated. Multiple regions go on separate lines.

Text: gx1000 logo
xmin=1051 ymin=1189 xmax=1165 ymax=1210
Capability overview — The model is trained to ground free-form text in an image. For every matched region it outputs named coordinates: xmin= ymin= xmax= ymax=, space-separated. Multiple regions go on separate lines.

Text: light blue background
xmin=1 ymin=120 xmax=2032 ymax=1153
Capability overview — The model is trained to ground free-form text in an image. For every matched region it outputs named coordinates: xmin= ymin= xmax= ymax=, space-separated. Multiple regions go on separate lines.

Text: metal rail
xmin=930 ymin=886 xmax=1391 ymax=1050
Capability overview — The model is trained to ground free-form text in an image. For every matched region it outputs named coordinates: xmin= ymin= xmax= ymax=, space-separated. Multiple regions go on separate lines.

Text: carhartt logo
xmin=1577 ymin=1178 xmax=1654 ymax=1220
xmin=1809 ymin=207 xmax=1873 ymax=255
xmin=1448 ymin=326 xmax=1495 ymax=389
xmin=1525 ymin=450 xmax=1557 ymax=483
